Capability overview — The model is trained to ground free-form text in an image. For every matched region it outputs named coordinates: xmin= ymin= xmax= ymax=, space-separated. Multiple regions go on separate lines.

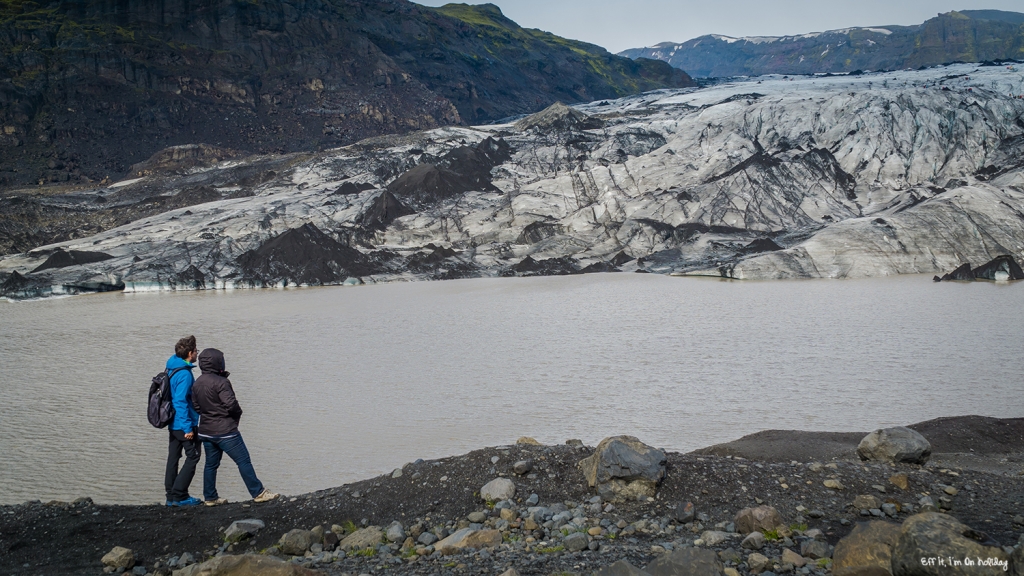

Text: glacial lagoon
xmin=1 ymin=273 xmax=1021 ymax=505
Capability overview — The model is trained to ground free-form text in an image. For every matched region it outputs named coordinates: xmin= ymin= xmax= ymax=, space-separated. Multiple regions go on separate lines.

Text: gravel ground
xmin=1 ymin=416 xmax=1022 ymax=576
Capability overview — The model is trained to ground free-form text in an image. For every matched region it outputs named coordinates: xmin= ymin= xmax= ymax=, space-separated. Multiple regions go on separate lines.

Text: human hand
xmin=184 ymin=431 xmax=195 ymax=440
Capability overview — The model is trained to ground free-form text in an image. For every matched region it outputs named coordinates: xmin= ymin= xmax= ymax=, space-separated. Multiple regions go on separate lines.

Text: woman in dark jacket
xmin=191 ymin=348 xmax=279 ymax=505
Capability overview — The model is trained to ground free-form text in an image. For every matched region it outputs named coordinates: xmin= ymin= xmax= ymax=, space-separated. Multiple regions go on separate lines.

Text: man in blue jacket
xmin=164 ymin=335 xmax=202 ymax=507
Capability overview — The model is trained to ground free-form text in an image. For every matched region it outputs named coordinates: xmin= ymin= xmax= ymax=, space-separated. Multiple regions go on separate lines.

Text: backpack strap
xmin=167 ymin=365 xmax=194 ymax=379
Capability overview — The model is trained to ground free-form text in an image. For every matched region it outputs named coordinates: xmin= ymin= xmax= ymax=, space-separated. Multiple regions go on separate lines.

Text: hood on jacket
xmin=166 ymin=354 xmax=194 ymax=371
xmin=198 ymin=348 xmax=229 ymax=377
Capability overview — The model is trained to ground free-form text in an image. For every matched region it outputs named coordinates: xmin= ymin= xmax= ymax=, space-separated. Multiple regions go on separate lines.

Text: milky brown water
xmin=1 ymin=274 xmax=1021 ymax=505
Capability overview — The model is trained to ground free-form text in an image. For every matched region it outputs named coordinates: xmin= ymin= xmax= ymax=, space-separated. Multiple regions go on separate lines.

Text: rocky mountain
xmin=0 ymin=0 xmax=692 ymax=190
xmin=2 ymin=63 xmax=1024 ymax=298
xmin=620 ymin=10 xmax=1024 ymax=78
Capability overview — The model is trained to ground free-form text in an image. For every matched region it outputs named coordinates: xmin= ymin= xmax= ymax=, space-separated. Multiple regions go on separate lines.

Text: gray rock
xmin=1011 ymin=537 xmax=1023 ymax=576
xmin=338 ymin=527 xmax=384 ymax=552
xmin=674 ymin=501 xmax=695 ymax=523
xmin=386 ymin=521 xmax=405 ymax=543
xmin=832 ymin=521 xmax=900 ymax=576
xmin=856 ymin=427 xmax=931 ymax=465
xmin=391 ymin=468 xmax=403 ymax=479
xmin=322 ymin=532 xmax=338 ymax=551
xmin=719 ymin=548 xmax=742 ymax=564
xmin=279 ymin=530 xmax=314 ymax=556
xmin=480 ymin=478 xmax=515 ymax=501
xmin=782 ymin=549 xmax=807 ymax=569
xmin=800 ymin=540 xmax=831 ymax=559
xmin=804 ymin=529 xmax=824 ymax=541
xmin=701 ymin=531 xmax=733 ymax=546
xmin=578 ymin=436 xmax=666 ymax=503
xmin=526 ymin=494 xmax=539 ymax=506
xmin=467 ymin=511 xmax=487 ymax=523
xmin=853 ymin=495 xmax=882 ymax=510
xmin=734 ymin=506 xmax=785 ymax=534
xmin=417 ymin=532 xmax=437 ymax=546
xmin=881 ymin=504 xmax=897 ymax=517
xmin=645 ymin=546 xmax=724 ymax=576
xmin=595 ymin=560 xmax=653 ymax=576
xmin=564 ymin=532 xmax=589 ymax=552
xmin=178 ymin=552 xmax=196 ymax=567
xmin=891 ymin=513 xmax=1009 ymax=576
xmin=527 ymin=506 xmax=550 ymax=520
xmin=747 ymin=553 xmax=771 ymax=574
xmin=171 ymin=554 xmax=320 ymax=575
xmin=225 ymin=519 xmax=266 ymax=543
xmin=434 ymin=528 xmax=501 ymax=553
xmin=101 ymin=547 xmax=135 ymax=569
xmin=513 ymin=460 xmax=534 ymax=475
xmin=742 ymin=532 xmax=767 ymax=550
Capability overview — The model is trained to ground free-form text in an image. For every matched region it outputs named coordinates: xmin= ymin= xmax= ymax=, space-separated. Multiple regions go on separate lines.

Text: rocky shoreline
xmin=1 ymin=416 xmax=1022 ymax=576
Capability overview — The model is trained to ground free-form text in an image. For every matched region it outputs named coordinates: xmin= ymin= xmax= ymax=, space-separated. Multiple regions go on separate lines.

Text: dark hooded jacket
xmin=191 ymin=348 xmax=242 ymax=437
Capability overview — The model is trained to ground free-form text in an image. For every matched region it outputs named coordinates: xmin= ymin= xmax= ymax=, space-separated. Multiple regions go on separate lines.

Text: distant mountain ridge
xmin=621 ymin=10 xmax=1024 ymax=77
xmin=0 ymin=0 xmax=692 ymax=189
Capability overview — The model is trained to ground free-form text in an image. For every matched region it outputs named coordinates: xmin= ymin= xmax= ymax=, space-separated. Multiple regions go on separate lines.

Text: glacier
xmin=2 ymin=63 xmax=1023 ymax=299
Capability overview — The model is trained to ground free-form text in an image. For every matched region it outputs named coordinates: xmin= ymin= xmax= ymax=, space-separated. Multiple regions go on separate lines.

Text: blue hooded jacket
xmin=166 ymin=355 xmax=198 ymax=432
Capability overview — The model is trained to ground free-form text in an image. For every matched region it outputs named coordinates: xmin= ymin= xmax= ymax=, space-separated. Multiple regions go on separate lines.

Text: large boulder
xmin=563 ymin=532 xmax=590 ymax=551
xmin=857 ymin=427 xmax=931 ymax=465
xmin=644 ymin=546 xmax=724 ymax=576
xmin=278 ymin=529 xmax=314 ymax=556
xmin=833 ymin=521 xmax=901 ymax=576
xmin=224 ymin=519 xmax=266 ymax=543
xmin=338 ymin=527 xmax=383 ymax=552
xmin=578 ymin=436 xmax=666 ymax=502
xmin=434 ymin=528 xmax=502 ymax=554
xmin=734 ymin=506 xmax=786 ymax=535
xmin=101 ymin=546 xmax=135 ymax=569
xmin=386 ymin=521 xmax=405 ymax=543
xmin=891 ymin=513 xmax=1009 ymax=576
xmin=172 ymin=554 xmax=320 ymax=576
xmin=480 ymin=478 xmax=515 ymax=501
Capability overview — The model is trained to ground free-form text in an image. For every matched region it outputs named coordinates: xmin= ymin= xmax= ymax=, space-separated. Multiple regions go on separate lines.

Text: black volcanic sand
xmin=2 ymin=416 xmax=1022 ymax=576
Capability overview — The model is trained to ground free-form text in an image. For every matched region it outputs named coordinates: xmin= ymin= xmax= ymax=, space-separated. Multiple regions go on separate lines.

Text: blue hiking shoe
xmin=165 ymin=500 xmax=175 ymax=507
xmin=176 ymin=497 xmax=203 ymax=507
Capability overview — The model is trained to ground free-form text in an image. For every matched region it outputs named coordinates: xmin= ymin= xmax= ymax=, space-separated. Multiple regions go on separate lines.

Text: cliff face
xmin=0 ymin=0 xmax=693 ymax=189
xmin=620 ymin=10 xmax=1024 ymax=78
xmin=2 ymin=63 xmax=1023 ymax=297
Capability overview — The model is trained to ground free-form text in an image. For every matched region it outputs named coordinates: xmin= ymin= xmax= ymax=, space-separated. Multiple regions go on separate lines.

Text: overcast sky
xmin=413 ymin=1 xmax=1024 ymax=53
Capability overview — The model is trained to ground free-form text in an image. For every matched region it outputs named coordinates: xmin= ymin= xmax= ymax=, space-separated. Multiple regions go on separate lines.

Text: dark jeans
xmin=165 ymin=428 xmax=200 ymax=502
xmin=202 ymin=433 xmax=264 ymax=500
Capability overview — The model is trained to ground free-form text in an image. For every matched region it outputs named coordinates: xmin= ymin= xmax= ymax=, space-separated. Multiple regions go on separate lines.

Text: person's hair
xmin=175 ymin=335 xmax=197 ymax=359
